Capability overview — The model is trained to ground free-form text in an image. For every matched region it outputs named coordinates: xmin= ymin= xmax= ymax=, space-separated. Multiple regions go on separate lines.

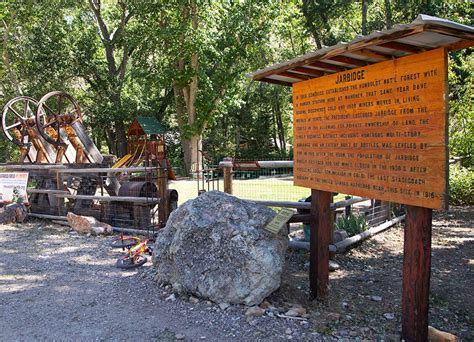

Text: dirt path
xmin=0 ymin=207 xmax=472 ymax=341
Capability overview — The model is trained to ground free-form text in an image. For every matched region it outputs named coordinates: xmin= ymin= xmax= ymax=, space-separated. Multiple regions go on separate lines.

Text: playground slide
xmin=112 ymin=154 xmax=133 ymax=168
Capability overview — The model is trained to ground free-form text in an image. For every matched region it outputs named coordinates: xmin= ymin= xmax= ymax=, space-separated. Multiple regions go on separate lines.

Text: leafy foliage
xmin=335 ymin=214 xmax=368 ymax=237
xmin=449 ymin=164 xmax=474 ymax=206
xmin=0 ymin=0 xmax=472 ymax=174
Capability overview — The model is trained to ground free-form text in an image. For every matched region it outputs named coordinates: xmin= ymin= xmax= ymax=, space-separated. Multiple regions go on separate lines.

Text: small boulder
xmin=0 ymin=203 xmax=28 ymax=224
xmin=67 ymin=212 xmax=112 ymax=235
xmin=245 ymin=306 xmax=266 ymax=317
xmin=285 ymin=306 xmax=307 ymax=317
xmin=153 ymin=191 xmax=288 ymax=306
xmin=333 ymin=229 xmax=349 ymax=243
xmin=428 ymin=326 xmax=458 ymax=342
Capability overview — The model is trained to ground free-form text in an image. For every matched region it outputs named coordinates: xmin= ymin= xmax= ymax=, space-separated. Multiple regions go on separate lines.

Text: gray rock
xmin=329 ymin=261 xmax=340 ymax=272
xmin=333 ymin=229 xmax=348 ymax=243
xmin=370 ymin=295 xmax=382 ymax=302
xmin=0 ymin=203 xmax=28 ymax=224
xmin=218 ymin=302 xmax=230 ymax=310
xmin=383 ymin=312 xmax=395 ymax=320
xmin=153 ymin=191 xmax=288 ymax=305
xmin=245 ymin=306 xmax=265 ymax=317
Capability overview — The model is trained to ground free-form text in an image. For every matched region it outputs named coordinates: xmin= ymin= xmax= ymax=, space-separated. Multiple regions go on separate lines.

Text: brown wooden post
xmin=310 ymin=189 xmax=332 ymax=300
xmin=402 ymin=205 xmax=432 ymax=342
xmin=157 ymin=161 xmax=169 ymax=223
xmin=223 ymin=165 xmax=233 ymax=194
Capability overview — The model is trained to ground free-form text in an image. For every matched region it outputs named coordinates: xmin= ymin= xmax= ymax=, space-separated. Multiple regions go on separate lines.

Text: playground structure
xmin=1 ymin=91 xmax=177 ymax=229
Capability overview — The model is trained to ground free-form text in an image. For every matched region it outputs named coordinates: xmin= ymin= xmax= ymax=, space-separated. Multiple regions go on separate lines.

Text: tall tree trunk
xmin=384 ymin=0 xmax=393 ymax=29
xmin=361 ymin=0 xmax=369 ymax=35
xmin=301 ymin=0 xmax=322 ymax=49
xmin=273 ymin=89 xmax=286 ymax=154
xmin=89 ymin=0 xmax=133 ymax=157
xmin=2 ymin=18 xmax=22 ymax=95
xmin=172 ymin=0 xmax=201 ymax=175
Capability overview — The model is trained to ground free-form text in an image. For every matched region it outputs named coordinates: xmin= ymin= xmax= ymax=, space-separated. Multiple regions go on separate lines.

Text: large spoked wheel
xmin=116 ymin=254 xmax=148 ymax=269
xmin=1 ymin=96 xmax=38 ymax=146
xmin=35 ymin=91 xmax=82 ymax=146
xmin=110 ymin=237 xmax=138 ymax=249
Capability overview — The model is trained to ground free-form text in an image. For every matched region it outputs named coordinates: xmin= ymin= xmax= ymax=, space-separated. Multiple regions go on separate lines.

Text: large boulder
xmin=153 ymin=191 xmax=288 ymax=305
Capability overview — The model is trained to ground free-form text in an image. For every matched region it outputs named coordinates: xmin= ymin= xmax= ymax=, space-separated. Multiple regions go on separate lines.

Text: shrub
xmin=335 ymin=214 xmax=368 ymax=237
xmin=449 ymin=164 xmax=474 ymax=205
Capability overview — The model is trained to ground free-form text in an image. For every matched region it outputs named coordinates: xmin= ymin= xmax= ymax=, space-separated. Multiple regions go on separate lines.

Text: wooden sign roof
xmin=248 ymin=14 xmax=474 ymax=86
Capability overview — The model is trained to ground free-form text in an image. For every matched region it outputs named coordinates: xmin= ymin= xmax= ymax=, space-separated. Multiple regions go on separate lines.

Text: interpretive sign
xmin=293 ymin=48 xmax=448 ymax=209
xmin=0 ymin=172 xmax=29 ymax=204
xmin=265 ymin=208 xmax=295 ymax=234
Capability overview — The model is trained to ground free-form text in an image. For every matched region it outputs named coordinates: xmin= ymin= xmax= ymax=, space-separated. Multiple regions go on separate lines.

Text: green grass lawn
xmin=169 ymin=177 xmax=346 ymax=205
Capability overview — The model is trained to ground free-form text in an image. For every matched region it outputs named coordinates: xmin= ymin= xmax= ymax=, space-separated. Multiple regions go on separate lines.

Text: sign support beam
xmin=310 ymin=189 xmax=332 ymax=300
xmin=402 ymin=205 xmax=432 ymax=342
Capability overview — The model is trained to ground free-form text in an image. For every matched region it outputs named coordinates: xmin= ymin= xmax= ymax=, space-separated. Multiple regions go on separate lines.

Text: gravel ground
xmin=0 ymin=206 xmax=472 ymax=341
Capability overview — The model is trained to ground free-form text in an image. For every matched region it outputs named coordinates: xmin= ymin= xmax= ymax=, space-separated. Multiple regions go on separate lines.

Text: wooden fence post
xmin=310 ymin=189 xmax=332 ymax=300
xmin=402 ymin=205 xmax=432 ymax=342
xmin=223 ymin=164 xmax=233 ymax=194
xmin=157 ymin=161 xmax=169 ymax=223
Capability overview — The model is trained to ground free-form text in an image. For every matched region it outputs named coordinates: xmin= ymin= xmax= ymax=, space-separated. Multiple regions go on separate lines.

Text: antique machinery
xmin=1 ymin=91 xmax=178 ymax=228
xmin=2 ymin=96 xmax=58 ymax=163
xmin=35 ymin=91 xmax=103 ymax=164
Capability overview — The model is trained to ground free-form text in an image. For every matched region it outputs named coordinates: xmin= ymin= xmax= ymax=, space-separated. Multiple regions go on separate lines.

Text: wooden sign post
xmin=292 ymin=48 xmax=448 ymax=341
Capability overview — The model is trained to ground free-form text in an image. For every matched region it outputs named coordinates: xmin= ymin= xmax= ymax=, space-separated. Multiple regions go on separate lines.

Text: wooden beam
xmin=424 ymin=24 xmax=474 ymax=42
xmin=310 ymin=189 xmax=332 ymax=300
xmin=308 ymin=61 xmax=348 ymax=72
xmin=290 ymin=66 xmax=325 ymax=77
xmin=379 ymin=41 xmax=424 ymax=53
xmin=279 ymin=71 xmax=312 ymax=81
xmin=402 ymin=205 xmax=432 ymax=342
xmin=443 ymin=39 xmax=474 ymax=51
xmin=260 ymin=78 xmax=293 ymax=87
xmin=350 ymin=48 xmax=393 ymax=61
xmin=327 ymin=55 xmax=368 ymax=67
xmin=55 ymin=193 xmax=160 ymax=204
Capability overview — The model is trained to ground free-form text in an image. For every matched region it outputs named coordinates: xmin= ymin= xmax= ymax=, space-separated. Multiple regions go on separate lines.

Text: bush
xmin=335 ymin=214 xmax=368 ymax=237
xmin=449 ymin=164 xmax=474 ymax=205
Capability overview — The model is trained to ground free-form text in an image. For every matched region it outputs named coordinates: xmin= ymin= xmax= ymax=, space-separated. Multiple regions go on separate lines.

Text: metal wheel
xmin=35 ymin=91 xmax=82 ymax=146
xmin=1 ymin=96 xmax=38 ymax=146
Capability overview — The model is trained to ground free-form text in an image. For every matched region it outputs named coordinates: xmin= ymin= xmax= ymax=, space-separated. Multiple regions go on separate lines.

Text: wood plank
xmin=379 ymin=41 xmax=424 ymax=53
xmin=310 ymin=189 xmax=332 ymax=300
xmin=402 ymin=206 xmax=432 ymax=342
xmin=424 ymin=24 xmax=474 ymax=42
xmin=350 ymin=48 xmax=393 ymax=61
xmin=54 ymin=193 xmax=160 ymax=203
xmin=290 ymin=66 xmax=325 ymax=77
xmin=308 ymin=61 xmax=348 ymax=72
xmin=260 ymin=78 xmax=293 ymax=87
xmin=55 ymin=166 xmax=159 ymax=174
xmin=327 ymin=55 xmax=368 ymax=67
xmin=279 ymin=71 xmax=312 ymax=81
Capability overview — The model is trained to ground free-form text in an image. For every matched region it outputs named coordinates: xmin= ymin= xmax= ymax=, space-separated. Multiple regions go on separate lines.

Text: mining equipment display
xmin=1 ymin=91 xmax=177 ymax=229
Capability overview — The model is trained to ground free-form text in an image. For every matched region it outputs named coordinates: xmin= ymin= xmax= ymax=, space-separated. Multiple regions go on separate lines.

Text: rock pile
xmin=153 ymin=191 xmax=288 ymax=305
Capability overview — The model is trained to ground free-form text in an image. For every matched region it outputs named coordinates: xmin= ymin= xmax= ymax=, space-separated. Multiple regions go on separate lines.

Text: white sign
xmin=0 ymin=173 xmax=29 ymax=204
